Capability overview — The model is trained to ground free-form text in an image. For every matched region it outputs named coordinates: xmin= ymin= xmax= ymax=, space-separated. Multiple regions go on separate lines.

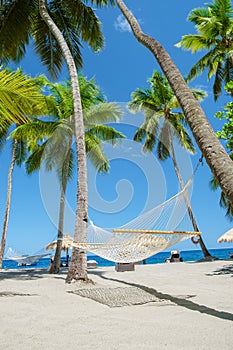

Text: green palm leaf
xmin=176 ymin=0 xmax=233 ymax=99
xmin=0 ymin=0 xmax=112 ymax=79
xmin=0 ymin=0 xmax=36 ymax=64
xmin=0 ymin=68 xmax=47 ymax=124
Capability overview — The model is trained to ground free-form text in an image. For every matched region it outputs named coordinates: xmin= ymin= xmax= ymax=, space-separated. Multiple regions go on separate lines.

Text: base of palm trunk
xmin=65 ymin=275 xmax=94 ymax=284
xmin=197 ymin=256 xmax=219 ymax=262
xmin=75 ymin=276 xmax=95 ymax=284
xmin=48 ymin=263 xmax=60 ymax=274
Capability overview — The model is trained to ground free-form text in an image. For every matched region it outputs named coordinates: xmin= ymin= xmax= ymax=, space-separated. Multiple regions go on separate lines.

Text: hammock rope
xmin=5 ymin=247 xmax=49 ymax=265
xmin=69 ymin=175 xmax=201 ymax=263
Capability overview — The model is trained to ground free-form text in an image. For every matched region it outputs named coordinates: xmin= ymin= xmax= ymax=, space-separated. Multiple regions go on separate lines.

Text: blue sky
xmin=1 ymin=0 xmax=233 ymax=255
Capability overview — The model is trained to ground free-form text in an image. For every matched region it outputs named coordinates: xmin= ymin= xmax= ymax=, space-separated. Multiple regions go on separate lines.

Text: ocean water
xmin=2 ymin=248 xmax=233 ymax=270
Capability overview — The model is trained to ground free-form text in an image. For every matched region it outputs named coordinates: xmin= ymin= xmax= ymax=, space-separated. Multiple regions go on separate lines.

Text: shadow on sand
xmin=1 ymin=265 xmax=233 ymax=321
xmin=87 ymin=269 xmax=233 ymax=322
xmin=205 ymin=264 xmax=233 ymax=276
xmin=0 ymin=267 xmax=68 ymax=281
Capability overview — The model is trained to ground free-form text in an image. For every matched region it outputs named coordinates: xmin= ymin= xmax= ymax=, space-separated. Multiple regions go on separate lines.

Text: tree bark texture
xmin=117 ymin=0 xmax=233 ymax=205
xmin=48 ymin=140 xmax=72 ymax=273
xmin=39 ymin=0 xmax=89 ymax=282
xmin=170 ymin=138 xmax=211 ymax=257
xmin=0 ymin=140 xmax=18 ymax=268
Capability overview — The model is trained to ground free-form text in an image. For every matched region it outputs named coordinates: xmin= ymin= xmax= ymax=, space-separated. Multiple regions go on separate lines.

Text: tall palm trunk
xmin=0 ymin=140 xmax=18 ymax=268
xmin=48 ymin=139 xmax=72 ymax=274
xmin=170 ymin=137 xmax=211 ymax=257
xmin=39 ymin=0 xmax=89 ymax=283
xmin=117 ymin=0 xmax=233 ymax=205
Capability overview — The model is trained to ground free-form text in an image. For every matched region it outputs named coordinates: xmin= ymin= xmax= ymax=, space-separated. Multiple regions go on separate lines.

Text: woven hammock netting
xmin=71 ymin=179 xmax=200 ymax=263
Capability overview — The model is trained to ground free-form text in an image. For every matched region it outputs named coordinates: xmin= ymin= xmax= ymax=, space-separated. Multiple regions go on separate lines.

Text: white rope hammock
xmin=5 ymin=247 xmax=49 ymax=266
xmin=69 ymin=178 xmax=201 ymax=263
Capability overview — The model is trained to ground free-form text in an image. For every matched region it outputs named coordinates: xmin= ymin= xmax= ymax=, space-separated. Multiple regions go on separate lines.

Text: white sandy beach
xmin=0 ymin=260 xmax=233 ymax=350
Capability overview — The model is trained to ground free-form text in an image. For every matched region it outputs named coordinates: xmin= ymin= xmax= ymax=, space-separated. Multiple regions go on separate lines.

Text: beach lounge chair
xmin=165 ymin=250 xmax=183 ymax=263
xmin=87 ymin=260 xmax=97 ymax=268
xmin=115 ymin=262 xmax=135 ymax=272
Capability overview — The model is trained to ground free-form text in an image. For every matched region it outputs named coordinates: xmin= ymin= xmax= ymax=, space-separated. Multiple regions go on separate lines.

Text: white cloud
xmin=114 ymin=15 xmax=131 ymax=33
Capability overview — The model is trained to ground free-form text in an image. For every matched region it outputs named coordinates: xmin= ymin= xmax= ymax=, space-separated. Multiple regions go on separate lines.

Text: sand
xmin=0 ymin=260 xmax=232 ymax=350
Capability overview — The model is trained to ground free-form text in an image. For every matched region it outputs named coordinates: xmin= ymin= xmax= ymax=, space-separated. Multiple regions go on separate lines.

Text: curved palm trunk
xmin=39 ymin=0 xmax=90 ymax=283
xmin=170 ymin=139 xmax=211 ymax=258
xmin=48 ymin=142 xmax=71 ymax=274
xmin=0 ymin=140 xmax=18 ymax=268
xmin=117 ymin=0 xmax=233 ymax=205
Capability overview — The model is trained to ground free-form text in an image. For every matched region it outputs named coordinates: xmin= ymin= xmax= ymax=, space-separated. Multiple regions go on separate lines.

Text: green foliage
xmin=11 ymin=74 xmax=124 ymax=178
xmin=0 ymin=67 xmax=48 ymax=169
xmin=210 ymin=172 xmax=233 ymax=220
xmin=215 ymin=82 xmax=233 ymax=150
xmin=0 ymin=0 xmax=114 ymax=79
xmin=176 ymin=0 xmax=233 ymax=100
xmin=0 ymin=68 xmax=47 ymax=125
xmin=211 ymin=81 xmax=233 ymax=219
xmin=129 ymin=70 xmax=205 ymax=159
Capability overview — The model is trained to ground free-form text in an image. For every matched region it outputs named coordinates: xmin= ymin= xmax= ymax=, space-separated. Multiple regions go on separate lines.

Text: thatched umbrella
xmin=217 ymin=228 xmax=233 ymax=243
xmin=45 ymin=234 xmax=74 ymax=265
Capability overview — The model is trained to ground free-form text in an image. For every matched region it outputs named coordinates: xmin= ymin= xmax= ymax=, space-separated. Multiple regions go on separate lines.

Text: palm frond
xmin=133 ymin=125 xmax=147 ymax=143
xmin=60 ymin=1 xmax=104 ymax=52
xmin=156 ymin=139 xmax=170 ymax=160
xmin=176 ymin=35 xmax=215 ymax=53
xmin=187 ymin=47 xmax=220 ymax=81
xmin=177 ymin=0 xmax=233 ymax=99
xmin=15 ymin=138 xmax=27 ymax=166
xmin=56 ymin=147 xmax=74 ymax=185
xmin=170 ymin=118 xmax=196 ymax=154
xmin=187 ymin=7 xmax=211 ymax=25
xmin=84 ymin=0 xmax=116 ymax=7
xmin=209 ymin=174 xmax=233 ymax=220
xmin=32 ymin=16 xmax=64 ymax=80
xmin=0 ymin=120 xmax=10 ymax=151
xmin=87 ymin=124 xmax=124 ymax=146
xmin=9 ymin=120 xmax=59 ymax=151
xmin=156 ymin=120 xmax=171 ymax=158
xmin=25 ymin=142 xmax=47 ymax=174
xmin=85 ymin=132 xmax=109 ymax=173
xmin=213 ymin=61 xmax=224 ymax=100
xmin=0 ymin=68 xmax=47 ymax=124
xmin=223 ymin=55 xmax=233 ymax=83
xmin=84 ymin=103 xmax=122 ymax=125
xmin=191 ymin=88 xmax=207 ymax=101
xmin=0 ymin=0 xmax=36 ymax=64
xmin=129 ymin=89 xmax=159 ymax=113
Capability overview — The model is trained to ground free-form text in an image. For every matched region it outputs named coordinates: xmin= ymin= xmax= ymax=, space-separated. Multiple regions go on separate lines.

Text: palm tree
xmin=0 ymin=1 xmax=106 ymax=79
xmin=0 ymin=0 xmax=116 ymax=282
xmin=176 ymin=0 xmax=233 ymax=100
xmin=11 ymin=75 xmax=123 ymax=273
xmin=116 ymin=0 xmax=233 ymax=208
xmin=129 ymin=71 xmax=211 ymax=258
xmin=0 ymin=69 xmax=47 ymax=268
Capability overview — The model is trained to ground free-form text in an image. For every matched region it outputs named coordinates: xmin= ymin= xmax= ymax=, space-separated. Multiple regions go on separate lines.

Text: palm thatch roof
xmin=45 ymin=234 xmax=74 ymax=251
xmin=217 ymin=228 xmax=233 ymax=243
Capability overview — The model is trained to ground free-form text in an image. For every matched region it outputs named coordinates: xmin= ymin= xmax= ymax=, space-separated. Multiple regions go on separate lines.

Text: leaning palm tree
xmin=0 ymin=0 xmax=116 ymax=282
xmin=176 ymin=0 xmax=233 ymax=100
xmin=116 ymin=0 xmax=233 ymax=209
xmin=0 ymin=69 xmax=47 ymax=268
xmin=11 ymin=75 xmax=123 ymax=273
xmin=129 ymin=71 xmax=211 ymax=258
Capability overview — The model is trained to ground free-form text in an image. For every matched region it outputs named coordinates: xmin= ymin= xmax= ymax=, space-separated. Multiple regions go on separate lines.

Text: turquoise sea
xmin=2 ymin=248 xmax=233 ymax=270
